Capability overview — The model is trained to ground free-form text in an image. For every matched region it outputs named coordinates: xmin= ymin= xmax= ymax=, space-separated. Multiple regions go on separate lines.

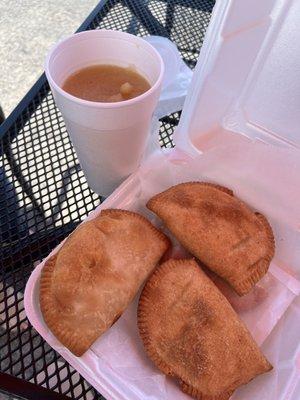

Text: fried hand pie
xmin=147 ymin=182 xmax=275 ymax=295
xmin=40 ymin=209 xmax=170 ymax=356
xmin=138 ymin=259 xmax=272 ymax=400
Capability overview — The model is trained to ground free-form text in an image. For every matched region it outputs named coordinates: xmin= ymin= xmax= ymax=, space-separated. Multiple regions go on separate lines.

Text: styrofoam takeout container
xmin=25 ymin=0 xmax=300 ymax=399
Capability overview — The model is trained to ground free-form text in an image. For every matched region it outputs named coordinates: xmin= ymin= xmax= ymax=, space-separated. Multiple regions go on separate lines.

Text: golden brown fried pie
xmin=138 ymin=259 xmax=272 ymax=400
xmin=147 ymin=182 xmax=275 ymax=295
xmin=40 ymin=209 xmax=170 ymax=356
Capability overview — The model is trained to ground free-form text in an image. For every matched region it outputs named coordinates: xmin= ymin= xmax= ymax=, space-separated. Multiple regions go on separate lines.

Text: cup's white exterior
xmin=45 ymin=30 xmax=164 ymax=196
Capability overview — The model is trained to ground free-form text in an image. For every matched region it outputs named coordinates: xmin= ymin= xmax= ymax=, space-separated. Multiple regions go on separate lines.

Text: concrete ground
xmin=0 ymin=0 xmax=99 ymax=117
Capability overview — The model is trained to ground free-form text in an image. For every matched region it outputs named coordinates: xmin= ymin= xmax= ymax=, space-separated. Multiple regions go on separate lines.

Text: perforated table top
xmin=0 ymin=1 xmax=215 ymax=398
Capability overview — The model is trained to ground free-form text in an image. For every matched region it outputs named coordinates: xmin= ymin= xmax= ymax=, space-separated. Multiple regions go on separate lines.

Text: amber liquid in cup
xmin=62 ymin=64 xmax=151 ymax=103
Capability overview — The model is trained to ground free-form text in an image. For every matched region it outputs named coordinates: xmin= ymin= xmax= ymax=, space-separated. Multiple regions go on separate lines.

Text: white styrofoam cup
xmin=45 ymin=30 xmax=164 ymax=196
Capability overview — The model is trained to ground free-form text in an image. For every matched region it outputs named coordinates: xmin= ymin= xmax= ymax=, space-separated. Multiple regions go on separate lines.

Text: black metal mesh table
xmin=0 ymin=0 xmax=215 ymax=398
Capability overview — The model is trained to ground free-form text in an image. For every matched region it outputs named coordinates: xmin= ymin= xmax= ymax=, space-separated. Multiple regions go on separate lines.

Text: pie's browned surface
xmin=138 ymin=259 xmax=272 ymax=400
xmin=147 ymin=182 xmax=275 ymax=295
xmin=40 ymin=209 xmax=170 ymax=356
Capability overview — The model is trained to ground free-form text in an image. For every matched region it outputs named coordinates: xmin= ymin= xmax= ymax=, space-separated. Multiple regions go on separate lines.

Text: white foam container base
xmin=24 ymin=144 xmax=300 ymax=400
xmin=25 ymin=0 xmax=300 ymax=399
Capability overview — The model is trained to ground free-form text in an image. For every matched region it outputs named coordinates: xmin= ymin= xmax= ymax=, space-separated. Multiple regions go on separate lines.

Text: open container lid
xmin=174 ymin=0 xmax=300 ymax=154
